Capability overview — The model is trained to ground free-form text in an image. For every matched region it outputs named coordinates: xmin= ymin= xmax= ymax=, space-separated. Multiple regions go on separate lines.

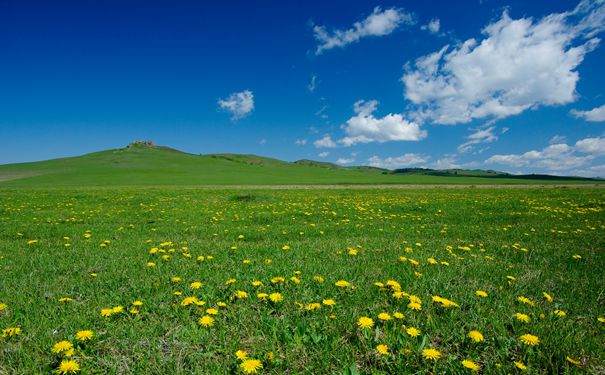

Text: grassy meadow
xmin=0 ymin=187 xmax=604 ymax=374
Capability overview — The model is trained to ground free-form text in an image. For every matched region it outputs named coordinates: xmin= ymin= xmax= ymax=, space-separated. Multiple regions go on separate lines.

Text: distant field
xmin=0 ymin=145 xmax=601 ymax=186
xmin=0 ymin=187 xmax=603 ymax=373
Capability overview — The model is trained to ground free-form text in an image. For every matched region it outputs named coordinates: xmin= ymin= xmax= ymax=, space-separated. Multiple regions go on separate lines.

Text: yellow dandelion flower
xmin=240 ymin=359 xmax=263 ymax=374
xmin=468 ymin=330 xmax=484 ymax=343
xmin=190 ymin=282 xmax=203 ymax=289
xmin=111 ymin=306 xmax=123 ymax=314
xmin=181 ymin=296 xmax=198 ymax=306
xmin=408 ymin=302 xmax=422 ymax=311
xmin=235 ymin=291 xmax=248 ymax=299
xmin=0 ymin=303 xmax=7 ymax=311
xmin=269 ymin=293 xmax=283 ymax=303
xmin=55 ymin=359 xmax=80 ymax=374
xmin=514 ymin=361 xmax=527 ymax=371
xmin=377 ymin=313 xmax=392 ymax=321
xmin=422 ymin=348 xmax=441 ymax=361
xmin=519 ymin=333 xmax=540 ymax=346
xmin=58 ymin=298 xmax=73 ymax=303
xmin=100 ymin=308 xmax=113 ymax=317
xmin=52 ymin=341 xmax=73 ymax=354
xmin=335 ymin=280 xmax=350 ymax=288
xmin=393 ymin=312 xmax=404 ymax=319
xmin=322 ymin=299 xmax=336 ymax=306
xmin=132 ymin=300 xmax=143 ymax=307
xmin=251 ymin=281 xmax=263 ymax=287
xmin=235 ymin=350 xmax=248 ymax=360
xmin=554 ymin=309 xmax=566 ymax=317
xmin=462 ymin=359 xmax=480 ymax=372
xmin=406 ymin=326 xmax=420 ymax=337
xmin=376 ymin=344 xmax=389 ymax=355
xmin=357 ymin=316 xmax=374 ymax=329
xmin=206 ymin=308 xmax=219 ymax=315
xmin=198 ymin=315 xmax=214 ymax=327
xmin=515 ymin=313 xmax=530 ymax=323
xmin=542 ymin=292 xmax=553 ymax=302
xmin=2 ymin=327 xmax=22 ymax=337
xmin=475 ymin=290 xmax=488 ymax=298
xmin=74 ymin=330 xmax=93 ymax=341
xmin=598 ymin=317 xmax=605 ymax=323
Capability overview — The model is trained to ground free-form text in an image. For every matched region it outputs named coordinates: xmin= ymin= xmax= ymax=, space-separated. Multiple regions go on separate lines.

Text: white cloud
xmin=575 ymin=135 xmax=605 ymax=155
xmin=313 ymin=134 xmax=338 ymax=148
xmin=295 ymin=139 xmax=307 ymax=146
xmin=308 ymin=75 xmax=318 ymax=92
xmin=421 ymin=18 xmax=441 ymax=34
xmin=549 ymin=134 xmax=567 ymax=144
xmin=367 ymin=153 xmax=429 ymax=169
xmin=570 ymin=103 xmax=605 ymax=122
xmin=336 ymin=157 xmax=355 ymax=164
xmin=485 ymin=141 xmax=597 ymax=172
xmin=259 ymin=138 xmax=267 ymax=145
xmin=433 ymin=156 xmax=462 ymax=169
xmin=458 ymin=126 xmax=498 ymax=153
xmin=338 ymin=100 xmax=427 ymax=146
xmin=402 ymin=0 xmax=605 ymax=125
xmin=314 ymin=7 xmax=415 ymax=54
xmin=318 ymin=151 xmax=330 ymax=158
xmin=218 ymin=90 xmax=254 ymax=120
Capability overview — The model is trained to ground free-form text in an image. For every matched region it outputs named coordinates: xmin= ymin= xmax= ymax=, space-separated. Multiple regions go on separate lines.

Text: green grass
xmin=0 ymin=144 xmax=600 ymax=186
xmin=0 ymin=187 xmax=603 ymax=374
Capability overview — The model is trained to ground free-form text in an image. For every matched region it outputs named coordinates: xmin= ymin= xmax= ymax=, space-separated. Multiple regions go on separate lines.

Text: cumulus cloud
xmin=314 ymin=7 xmax=415 ymax=54
xmin=313 ymin=134 xmax=338 ymax=148
xmin=318 ymin=151 xmax=330 ymax=158
xmin=484 ymin=136 xmax=605 ymax=172
xmin=308 ymin=75 xmax=318 ymax=93
xmin=295 ymin=139 xmax=307 ymax=146
xmin=421 ymin=18 xmax=441 ymax=34
xmin=570 ymin=103 xmax=605 ymax=122
xmin=338 ymin=100 xmax=427 ymax=146
xmin=367 ymin=153 xmax=429 ymax=169
xmin=218 ymin=90 xmax=254 ymax=120
xmin=575 ymin=135 xmax=605 ymax=155
xmin=336 ymin=157 xmax=355 ymax=164
xmin=458 ymin=126 xmax=498 ymax=153
xmin=402 ymin=0 xmax=605 ymax=125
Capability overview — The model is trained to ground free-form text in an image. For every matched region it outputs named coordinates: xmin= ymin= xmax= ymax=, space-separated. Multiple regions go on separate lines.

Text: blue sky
xmin=1 ymin=0 xmax=604 ymax=176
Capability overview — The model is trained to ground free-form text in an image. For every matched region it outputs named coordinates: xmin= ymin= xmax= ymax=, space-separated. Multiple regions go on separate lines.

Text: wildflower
xmin=598 ymin=317 xmax=605 ymax=323
xmin=181 ymin=296 xmax=198 ymax=306
xmin=75 ymin=330 xmax=93 ymax=341
xmin=462 ymin=359 xmax=480 ymax=372
xmin=2 ymin=327 xmax=21 ymax=337
xmin=554 ymin=309 xmax=566 ymax=317
xmin=251 ymin=281 xmax=262 ymax=287
xmin=468 ymin=330 xmax=484 ymax=342
xmin=257 ymin=293 xmax=268 ymax=299
xmin=146 ymin=262 xmax=156 ymax=267
xmin=572 ymin=254 xmax=582 ymax=260
xmin=198 ymin=315 xmax=214 ymax=327
xmin=225 ymin=278 xmax=236 ymax=285
xmin=376 ymin=344 xmax=388 ymax=355
xmin=55 ymin=359 xmax=80 ymax=374
xmin=422 ymin=348 xmax=441 ymax=361
xmin=52 ymin=341 xmax=73 ymax=354
xmin=393 ymin=312 xmax=404 ymax=319
xmin=100 ymin=308 xmax=114 ymax=317
xmin=132 ymin=300 xmax=143 ymax=307
xmin=58 ymin=298 xmax=73 ymax=303
xmin=235 ymin=291 xmax=248 ymax=299
xmin=517 ymin=296 xmax=535 ymax=306
xmin=235 ymin=350 xmax=248 ymax=360
xmin=190 ymin=282 xmax=203 ymax=289
xmin=206 ymin=308 xmax=218 ymax=315
xmin=357 ymin=317 xmax=374 ymax=329
xmin=377 ymin=313 xmax=392 ymax=321
xmin=0 ymin=303 xmax=6 ymax=311
xmin=406 ymin=326 xmax=420 ymax=337
xmin=171 ymin=277 xmax=181 ymax=283
xmin=322 ymin=299 xmax=336 ymax=306
xmin=515 ymin=313 xmax=530 ymax=323
xmin=543 ymin=292 xmax=553 ymax=302
xmin=475 ymin=290 xmax=488 ymax=298
xmin=514 ymin=361 xmax=527 ymax=371
xmin=111 ymin=306 xmax=123 ymax=314
xmin=335 ymin=280 xmax=350 ymax=288
xmin=240 ymin=359 xmax=263 ymax=374
xmin=519 ymin=333 xmax=540 ymax=346
xmin=269 ymin=293 xmax=283 ymax=303
xmin=313 ymin=275 xmax=324 ymax=283
xmin=305 ymin=303 xmax=321 ymax=311
xmin=408 ymin=302 xmax=422 ymax=311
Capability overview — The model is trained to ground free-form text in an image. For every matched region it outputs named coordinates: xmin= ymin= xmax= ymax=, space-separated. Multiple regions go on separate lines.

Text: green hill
xmin=0 ymin=142 xmax=600 ymax=186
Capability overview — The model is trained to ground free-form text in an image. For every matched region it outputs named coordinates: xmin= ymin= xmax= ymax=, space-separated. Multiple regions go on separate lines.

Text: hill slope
xmin=0 ymin=143 xmax=600 ymax=186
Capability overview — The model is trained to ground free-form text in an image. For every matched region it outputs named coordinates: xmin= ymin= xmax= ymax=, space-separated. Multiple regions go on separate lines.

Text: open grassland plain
xmin=0 ymin=187 xmax=604 ymax=374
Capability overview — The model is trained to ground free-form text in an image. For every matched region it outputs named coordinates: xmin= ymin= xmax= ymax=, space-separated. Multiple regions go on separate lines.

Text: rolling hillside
xmin=0 ymin=142 xmax=600 ymax=186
